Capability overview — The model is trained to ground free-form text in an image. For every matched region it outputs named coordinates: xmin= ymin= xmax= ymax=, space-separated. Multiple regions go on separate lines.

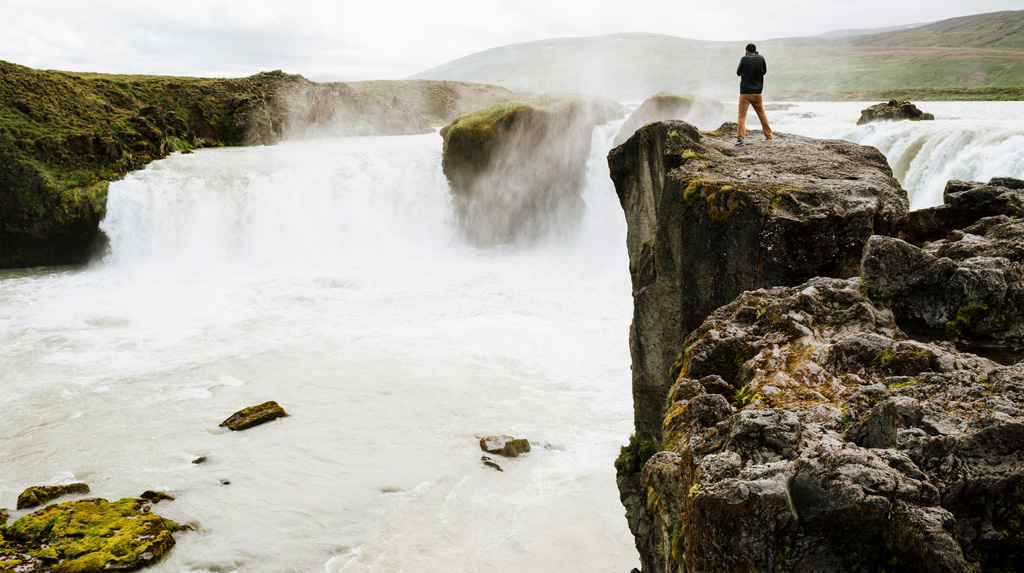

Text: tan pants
xmin=738 ymin=94 xmax=772 ymax=140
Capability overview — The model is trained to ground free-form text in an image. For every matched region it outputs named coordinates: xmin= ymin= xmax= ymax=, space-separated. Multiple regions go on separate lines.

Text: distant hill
xmin=411 ymin=10 xmax=1024 ymax=100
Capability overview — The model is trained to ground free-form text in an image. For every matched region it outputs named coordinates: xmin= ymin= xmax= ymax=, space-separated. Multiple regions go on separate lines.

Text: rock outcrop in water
xmin=0 ymin=497 xmax=180 ymax=572
xmin=610 ymin=120 xmax=1024 ymax=572
xmin=16 ymin=483 xmax=91 ymax=510
xmin=219 ymin=401 xmax=289 ymax=431
xmin=857 ymin=100 xmax=935 ymax=125
xmin=0 ymin=60 xmax=520 ymax=269
xmin=613 ymin=92 xmax=725 ymax=146
xmin=440 ymin=94 xmax=623 ymax=245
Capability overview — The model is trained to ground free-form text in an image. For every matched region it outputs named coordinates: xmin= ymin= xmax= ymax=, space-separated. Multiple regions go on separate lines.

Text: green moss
xmin=615 ymin=432 xmax=658 ymax=474
xmin=680 ymin=149 xmax=696 ymax=162
xmin=683 ymin=180 xmax=703 ymax=206
xmin=642 ymin=234 xmax=656 ymax=249
xmin=3 ymin=498 xmax=176 ymax=572
xmin=670 ymin=519 xmax=685 ymax=563
xmin=944 ymin=301 xmax=990 ymax=337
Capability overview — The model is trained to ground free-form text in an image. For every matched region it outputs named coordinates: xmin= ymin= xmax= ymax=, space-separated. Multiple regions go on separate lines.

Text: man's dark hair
xmin=746 ymin=43 xmax=757 ymax=53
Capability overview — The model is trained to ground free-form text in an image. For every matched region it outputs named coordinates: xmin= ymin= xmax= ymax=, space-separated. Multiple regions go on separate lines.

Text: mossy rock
xmin=16 ymin=484 xmax=91 ymax=511
xmin=479 ymin=435 xmax=531 ymax=458
xmin=2 ymin=497 xmax=177 ymax=572
xmin=219 ymin=401 xmax=289 ymax=431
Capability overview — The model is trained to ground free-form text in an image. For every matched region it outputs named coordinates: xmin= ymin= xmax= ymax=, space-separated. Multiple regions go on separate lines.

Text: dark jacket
xmin=737 ymin=52 xmax=767 ymax=94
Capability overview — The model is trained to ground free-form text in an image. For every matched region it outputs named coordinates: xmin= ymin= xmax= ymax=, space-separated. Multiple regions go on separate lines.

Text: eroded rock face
xmin=608 ymin=120 xmax=907 ymax=441
xmin=613 ymin=92 xmax=726 ymax=146
xmin=857 ymin=100 xmax=935 ymax=125
xmin=641 ymin=277 xmax=1022 ymax=572
xmin=865 ymin=177 xmax=1024 ymax=350
xmin=0 ymin=497 xmax=178 ymax=572
xmin=441 ymin=94 xmax=623 ymax=245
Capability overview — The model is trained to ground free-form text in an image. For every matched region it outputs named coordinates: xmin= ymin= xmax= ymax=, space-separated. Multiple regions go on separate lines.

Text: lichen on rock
xmin=219 ymin=400 xmax=289 ymax=431
xmin=1 ymin=497 xmax=178 ymax=572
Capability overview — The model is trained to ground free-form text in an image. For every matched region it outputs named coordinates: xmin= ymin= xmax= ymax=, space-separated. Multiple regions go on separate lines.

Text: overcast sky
xmin=1 ymin=0 xmax=1021 ymax=80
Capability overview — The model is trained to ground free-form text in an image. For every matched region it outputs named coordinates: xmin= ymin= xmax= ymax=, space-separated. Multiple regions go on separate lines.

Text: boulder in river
xmin=16 ymin=483 xmax=91 ymax=510
xmin=479 ymin=435 xmax=531 ymax=457
xmin=219 ymin=401 xmax=289 ymax=431
xmin=857 ymin=100 xmax=935 ymax=125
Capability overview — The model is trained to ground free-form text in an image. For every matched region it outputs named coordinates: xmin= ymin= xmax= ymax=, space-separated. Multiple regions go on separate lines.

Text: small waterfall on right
xmin=772 ymin=101 xmax=1024 ymax=209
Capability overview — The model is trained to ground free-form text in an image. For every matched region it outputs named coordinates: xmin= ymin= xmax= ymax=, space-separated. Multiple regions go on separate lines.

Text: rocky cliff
xmin=441 ymin=94 xmax=622 ymax=245
xmin=0 ymin=60 xmax=519 ymax=268
xmin=610 ymin=121 xmax=1024 ymax=572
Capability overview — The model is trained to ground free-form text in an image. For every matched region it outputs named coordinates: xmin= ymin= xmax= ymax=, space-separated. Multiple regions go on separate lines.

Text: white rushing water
xmin=2 ymin=102 xmax=1024 ymax=572
xmin=771 ymin=101 xmax=1024 ymax=209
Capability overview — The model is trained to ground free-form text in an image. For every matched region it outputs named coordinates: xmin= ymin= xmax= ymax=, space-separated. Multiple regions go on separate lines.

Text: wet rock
xmin=0 ymin=507 xmax=8 ymax=525
xmin=440 ymin=94 xmax=623 ymax=245
xmin=479 ymin=435 xmax=531 ymax=457
xmin=191 ymin=456 xmax=207 ymax=464
xmin=613 ymin=92 xmax=725 ymax=145
xmin=16 ymin=483 xmax=90 ymax=510
xmin=481 ymin=456 xmax=504 ymax=472
xmin=219 ymin=401 xmax=289 ymax=431
xmin=140 ymin=490 xmax=175 ymax=503
xmin=0 ymin=497 xmax=177 ymax=572
xmin=857 ymin=100 xmax=935 ymax=125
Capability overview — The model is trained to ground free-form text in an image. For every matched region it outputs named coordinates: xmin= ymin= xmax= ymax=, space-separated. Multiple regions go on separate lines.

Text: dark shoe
xmin=735 ymin=140 xmax=744 ymax=146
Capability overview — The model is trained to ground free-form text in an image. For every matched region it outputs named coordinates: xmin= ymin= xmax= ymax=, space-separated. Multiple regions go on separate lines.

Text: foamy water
xmin=3 ymin=102 xmax=1024 ymax=572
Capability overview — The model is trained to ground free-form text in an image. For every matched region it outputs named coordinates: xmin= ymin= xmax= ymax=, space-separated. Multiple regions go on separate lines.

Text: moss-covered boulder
xmin=440 ymin=94 xmax=623 ymax=245
xmin=16 ymin=484 xmax=90 ymax=510
xmin=219 ymin=401 xmax=289 ymax=431
xmin=613 ymin=92 xmax=725 ymax=146
xmin=0 ymin=60 xmax=521 ymax=269
xmin=857 ymin=99 xmax=935 ymax=125
xmin=0 ymin=497 xmax=178 ymax=572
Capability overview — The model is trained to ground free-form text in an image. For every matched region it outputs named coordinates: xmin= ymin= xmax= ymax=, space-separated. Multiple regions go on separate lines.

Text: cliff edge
xmin=610 ymin=121 xmax=1024 ymax=572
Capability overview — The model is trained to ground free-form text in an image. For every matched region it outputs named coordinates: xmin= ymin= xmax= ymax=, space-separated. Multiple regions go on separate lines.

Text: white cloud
xmin=0 ymin=0 xmax=1020 ymax=79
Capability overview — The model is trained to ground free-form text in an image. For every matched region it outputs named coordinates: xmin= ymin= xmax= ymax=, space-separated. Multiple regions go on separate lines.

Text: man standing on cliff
xmin=735 ymin=43 xmax=773 ymax=146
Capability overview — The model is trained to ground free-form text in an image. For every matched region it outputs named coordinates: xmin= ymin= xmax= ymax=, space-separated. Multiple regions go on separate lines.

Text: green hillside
xmin=412 ymin=10 xmax=1024 ymax=100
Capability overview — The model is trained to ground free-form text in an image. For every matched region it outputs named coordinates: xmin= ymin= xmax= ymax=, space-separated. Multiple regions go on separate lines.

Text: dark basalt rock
xmin=16 ymin=483 xmax=91 ymax=510
xmin=613 ymin=92 xmax=726 ymax=146
xmin=440 ymin=94 xmax=623 ymax=245
xmin=610 ymin=119 xmax=1024 ymax=571
xmin=479 ymin=435 xmax=531 ymax=457
xmin=642 ymin=277 xmax=1021 ymax=572
xmin=219 ymin=401 xmax=289 ymax=431
xmin=608 ymin=120 xmax=907 ymax=442
xmin=0 ymin=497 xmax=178 ymax=572
xmin=857 ymin=100 xmax=935 ymax=125
xmin=865 ymin=177 xmax=1024 ymax=350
